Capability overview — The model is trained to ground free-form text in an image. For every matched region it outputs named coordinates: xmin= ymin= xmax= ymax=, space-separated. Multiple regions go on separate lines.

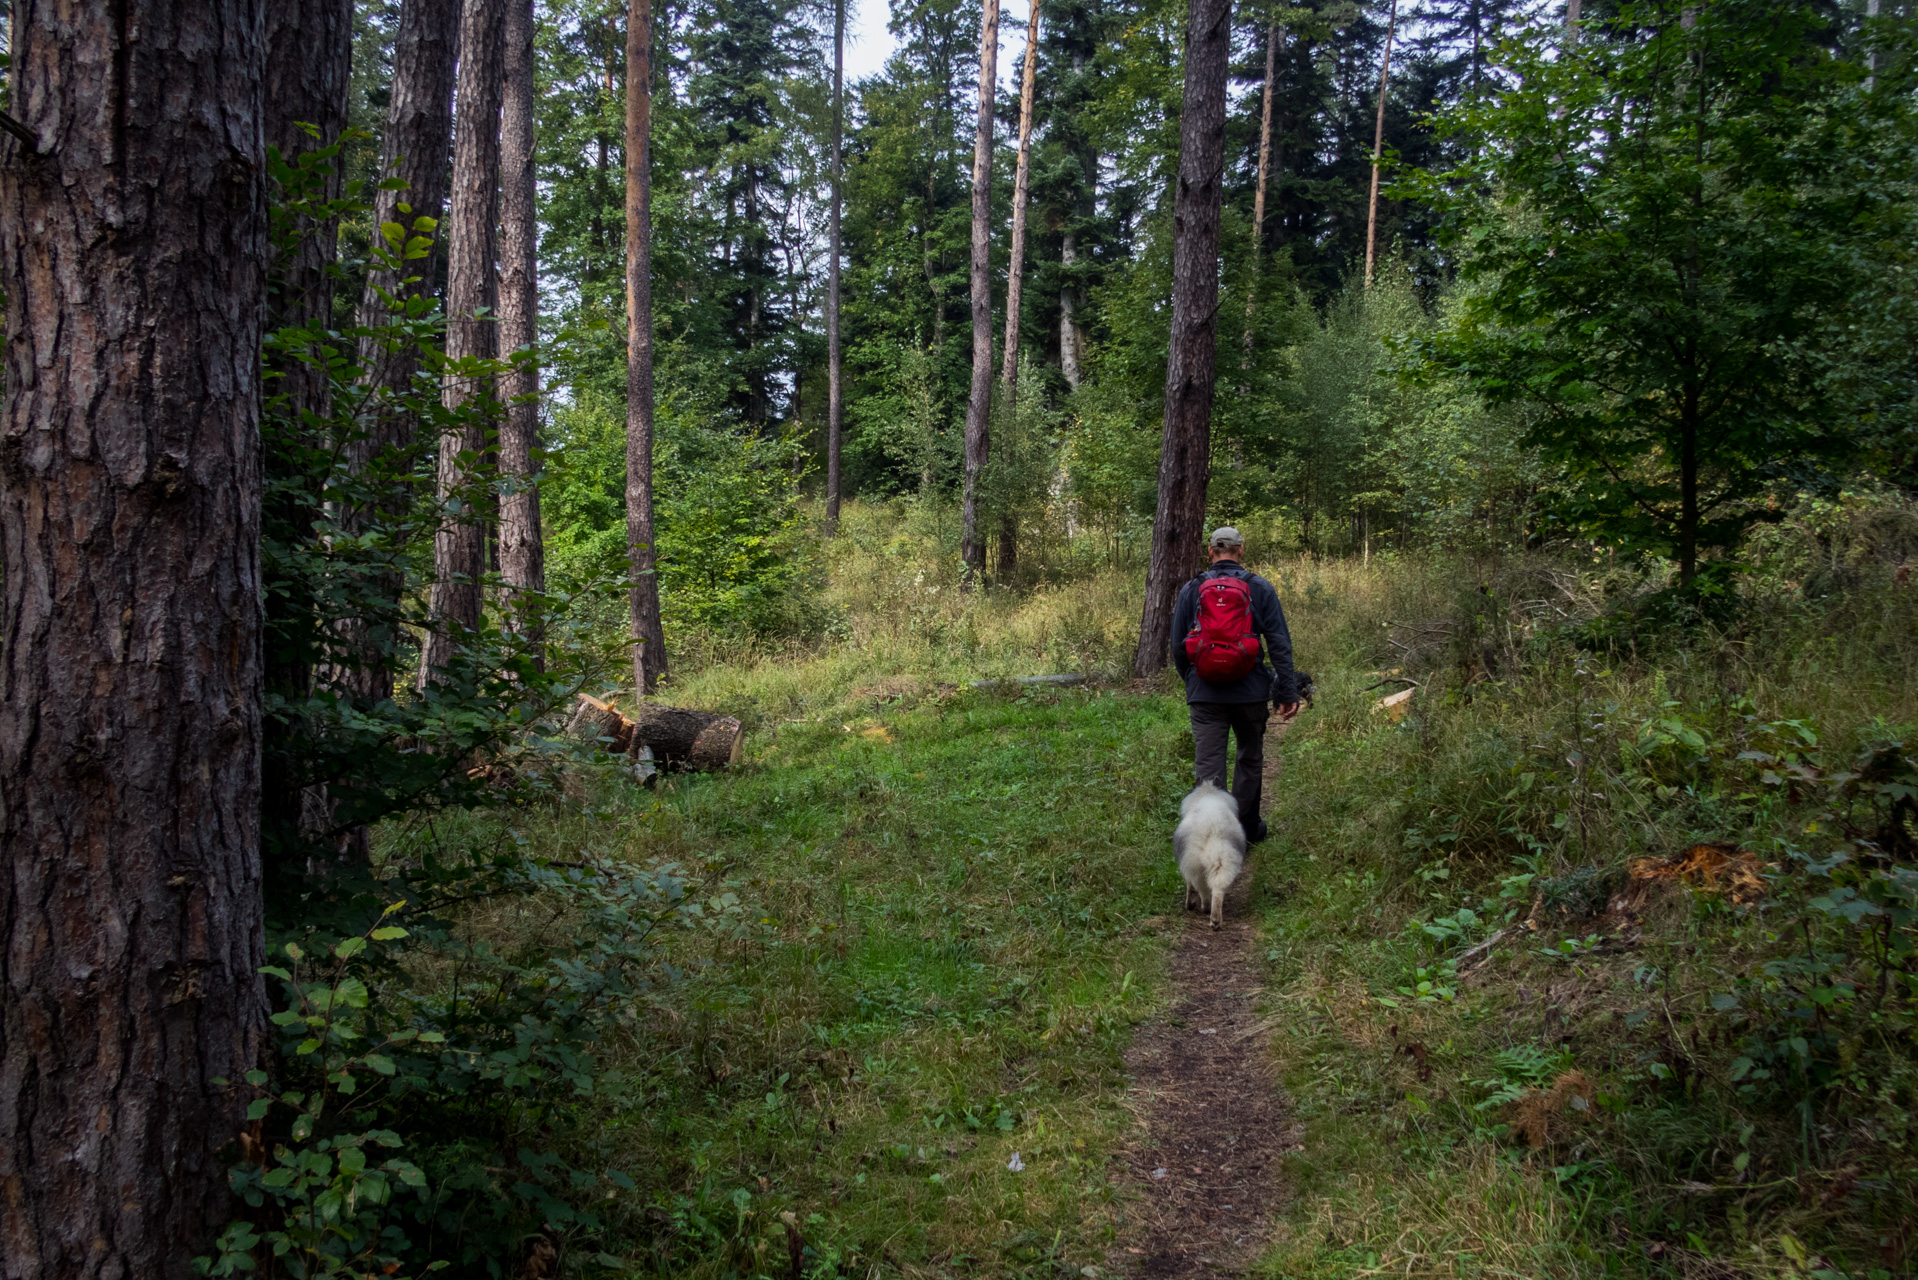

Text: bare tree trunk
xmin=499 ymin=0 xmax=545 ymax=657
xmin=1243 ymin=18 xmax=1277 ymax=351
xmin=1133 ymin=0 xmax=1230 ymax=676
xmin=263 ymin=0 xmax=353 ymax=874
xmin=0 ymin=5 xmax=269 ymax=1275
xmin=994 ymin=0 xmax=1040 ymax=580
xmin=342 ymin=0 xmax=459 ymax=707
xmin=421 ymin=0 xmax=506 ymax=689
xmin=265 ymin=0 xmax=353 ymax=406
xmin=1059 ymin=228 xmax=1084 ymax=389
xmin=825 ymin=0 xmax=846 ymax=534
xmin=353 ymin=0 xmax=460 ymax=442
xmin=1363 ymin=0 xmax=1398 ymax=291
xmin=960 ymin=0 xmax=1000 ymax=581
xmin=1864 ymin=0 xmax=1876 ymax=82
xmin=627 ymin=0 xmax=668 ymax=692
xmin=1000 ymin=0 xmax=1040 ymax=392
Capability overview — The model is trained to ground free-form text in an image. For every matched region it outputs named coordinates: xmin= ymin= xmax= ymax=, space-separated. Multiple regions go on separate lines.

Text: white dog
xmin=1175 ymin=780 xmax=1246 ymax=930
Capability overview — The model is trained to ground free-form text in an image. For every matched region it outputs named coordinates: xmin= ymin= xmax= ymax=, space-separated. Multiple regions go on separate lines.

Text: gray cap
xmin=1209 ymin=526 xmax=1244 ymax=549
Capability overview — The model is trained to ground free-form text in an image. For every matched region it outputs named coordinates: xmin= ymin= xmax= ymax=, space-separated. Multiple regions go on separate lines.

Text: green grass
xmin=399 ymin=496 xmax=1918 ymax=1279
xmin=428 ymin=673 xmax=1195 ymax=1277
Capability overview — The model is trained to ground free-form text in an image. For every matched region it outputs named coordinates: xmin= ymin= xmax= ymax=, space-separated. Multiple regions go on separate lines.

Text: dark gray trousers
xmin=1191 ymin=700 xmax=1268 ymax=831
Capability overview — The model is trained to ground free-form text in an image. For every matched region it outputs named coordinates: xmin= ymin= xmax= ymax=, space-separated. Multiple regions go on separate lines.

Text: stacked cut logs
xmin=564 ymin=693 xmax=743 ymax=772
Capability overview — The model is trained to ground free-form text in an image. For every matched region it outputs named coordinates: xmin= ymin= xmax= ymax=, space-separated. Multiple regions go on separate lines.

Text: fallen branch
xmin=1454 ymin=928 xmax=1508 ymax=969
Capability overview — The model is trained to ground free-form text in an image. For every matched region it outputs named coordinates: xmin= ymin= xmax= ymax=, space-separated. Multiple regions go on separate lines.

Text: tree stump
xmin=564 ymin=695 xmax=742 ymax=772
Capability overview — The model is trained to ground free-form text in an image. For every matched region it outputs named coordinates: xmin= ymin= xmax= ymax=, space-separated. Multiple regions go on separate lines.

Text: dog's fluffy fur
xmin=1175 ymin=780 xmax=1245 ymax=930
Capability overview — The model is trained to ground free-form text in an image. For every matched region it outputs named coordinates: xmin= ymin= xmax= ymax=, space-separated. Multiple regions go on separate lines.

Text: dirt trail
xmin=1117 ymin=730 xmax=1298 ymax=1277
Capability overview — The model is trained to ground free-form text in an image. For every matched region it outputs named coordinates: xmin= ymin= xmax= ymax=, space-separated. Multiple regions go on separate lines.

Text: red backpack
xmin=1184 ymin=572 xmax=1262 ymax=682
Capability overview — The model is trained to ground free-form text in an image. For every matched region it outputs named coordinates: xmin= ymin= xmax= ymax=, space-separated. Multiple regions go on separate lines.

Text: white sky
xmin=840 ymin=0 xmax=1033 ymax=93
xmin=843 ymin=0 xmax=899 ymax=83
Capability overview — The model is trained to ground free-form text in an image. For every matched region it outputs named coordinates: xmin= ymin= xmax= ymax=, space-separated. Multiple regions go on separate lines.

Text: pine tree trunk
xmin=1000 ymin=0 xmax=1040 ymax=392
xmin=960 ymin=0 xmax=1000 ymax=581
xmin=1244 ymin=18 xmax=1278 ymax=351
xmin=627 ymin=0 xmax=669 ymax=692
xmin=262 ymin=0 xmax=354 ymax=874
xmin=0 ymin=5 xmax=269 ymax=1275
xmin=265 ymin=0 xmax=353 ymax=410
xmin=421 ymin=0 xmax=506 ymax=689
xmin=499 ymin=0 xmax=545 ymax=655
xmin=1133 ymin=0 xmax=1230 ymax=676
xmin=994 ymin=0 xmax=1040 ymax=581
xmin=343 ymin=0 xmax=459 ymax=707
xmin=1363 ymin=0 xmax=1398 ymax=291
xmin=825 ymin=0 xmax=846 ymax=534
xmin=353 ymin=0 xmax=460 ymax=453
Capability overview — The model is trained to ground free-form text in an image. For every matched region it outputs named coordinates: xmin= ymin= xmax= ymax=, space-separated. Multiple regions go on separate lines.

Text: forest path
xmin=1116 ymin=724 xmax=1299 ymax=1277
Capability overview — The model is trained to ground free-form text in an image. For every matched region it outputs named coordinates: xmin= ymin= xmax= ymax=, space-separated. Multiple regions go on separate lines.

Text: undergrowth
xmin=226 ymin=494 xmax=1918 ymax=1280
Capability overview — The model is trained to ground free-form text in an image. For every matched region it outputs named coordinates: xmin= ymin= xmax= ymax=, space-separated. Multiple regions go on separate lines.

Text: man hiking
xmin=1170 ymin=527 xmax=1301 ymax=843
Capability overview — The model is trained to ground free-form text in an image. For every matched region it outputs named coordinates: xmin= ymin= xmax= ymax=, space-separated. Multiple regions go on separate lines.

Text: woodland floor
xmin=1115 ymin=727 xmax=1300 ymax=1277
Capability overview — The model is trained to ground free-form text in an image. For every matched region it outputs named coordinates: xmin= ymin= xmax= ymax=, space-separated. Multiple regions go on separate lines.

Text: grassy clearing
xmin=409 ymin=539 xmax=1194 ymax=1276
xmin=394 ymin=498 xmax=1917 ymax=1279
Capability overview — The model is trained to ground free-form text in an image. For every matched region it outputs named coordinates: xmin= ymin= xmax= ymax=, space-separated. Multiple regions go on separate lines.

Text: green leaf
xmin=334 ymin=936 xmax=367 ymax=960
xmin=370 ymin=926 xmax=408 ymax=942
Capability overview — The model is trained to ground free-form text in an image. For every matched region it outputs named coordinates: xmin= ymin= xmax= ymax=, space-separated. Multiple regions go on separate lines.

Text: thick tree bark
xmin=352 ymin=0 xmax=460 ymax=441
xmin=1363 ymin=0 xmax=1399 ymax=291
xmin=1133 ymin=0 xmax=1231 ymax=676
xmin=825 ymin=0 xmax=846 ymax=534
xmin=960 ymin=0 xmax=1000 ymax=581
xmin=265 ymin=0 xmax=353 ymax=416
xmin=0 ymin=5 xmax=269 ymax=1276
xmin=499 ymin=0 xmax=545 ymax=653
xmin=262 ymin=0 xmax=354 ymax=876
xmin=994 ymin=0 xmax=1040 ymax=580
xmin=627 ymin=0 xmax=669 ymax=693
xmin=421 ymin=0 xmax=507 ymax=689
xmin=343 ymin=0 xmax=460 ymax=707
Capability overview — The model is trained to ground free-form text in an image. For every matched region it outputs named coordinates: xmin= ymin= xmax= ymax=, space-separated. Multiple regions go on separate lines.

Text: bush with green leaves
xmin=260 ymin=129 xmax=616 ymax=922
xmin=199 ymin=849 xmax=745 ymax=1279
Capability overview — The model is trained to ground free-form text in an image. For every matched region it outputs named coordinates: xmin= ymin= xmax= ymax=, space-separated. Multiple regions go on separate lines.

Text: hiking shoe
xmin=1245 ymin=817 xmax=1269 ymax=844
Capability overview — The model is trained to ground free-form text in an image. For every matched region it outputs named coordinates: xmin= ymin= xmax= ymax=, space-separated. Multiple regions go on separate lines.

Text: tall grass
xmin=378 ymin=491 xmax=1917 ymax=1278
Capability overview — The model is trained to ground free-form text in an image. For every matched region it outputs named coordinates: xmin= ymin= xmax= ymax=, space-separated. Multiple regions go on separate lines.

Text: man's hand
xmin=1275 ymin=701 xmax=1301 ymax=723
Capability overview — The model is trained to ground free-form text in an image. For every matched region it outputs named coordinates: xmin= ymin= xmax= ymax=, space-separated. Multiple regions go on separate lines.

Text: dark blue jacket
xmin=1169 ymin=561 xmax=1300 ymax=705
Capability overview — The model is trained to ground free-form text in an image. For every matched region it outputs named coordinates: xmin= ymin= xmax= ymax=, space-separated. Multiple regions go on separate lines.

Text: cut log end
xmin=566 ymin=694 xmax=742 ymax=773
